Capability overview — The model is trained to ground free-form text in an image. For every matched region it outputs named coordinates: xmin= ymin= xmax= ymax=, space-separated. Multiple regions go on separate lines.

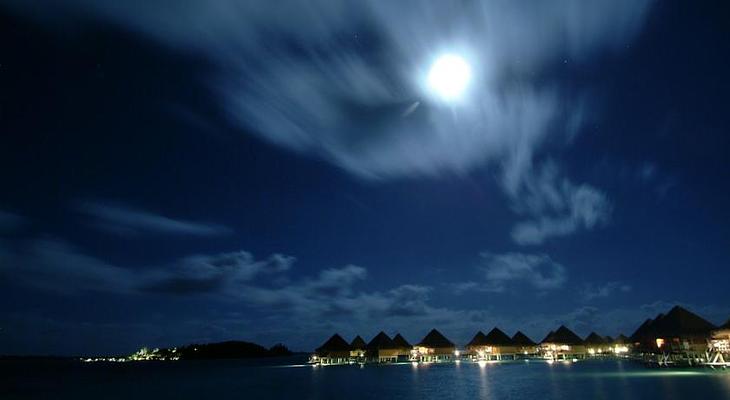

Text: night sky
xmin=1 ymin=1 xmax=729 ymax=356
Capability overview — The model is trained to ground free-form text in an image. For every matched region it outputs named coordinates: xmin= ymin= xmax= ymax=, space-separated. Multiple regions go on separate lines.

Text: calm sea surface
xmin=3 ymin=357 xmax=730 ymax=399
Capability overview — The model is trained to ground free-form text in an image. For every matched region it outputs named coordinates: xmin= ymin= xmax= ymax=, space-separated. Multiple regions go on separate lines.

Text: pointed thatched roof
xmin=416 ymin=329 xmax=455 ymax=348
xmin=467 ymin=331 xmax=488 ymax=347
xmin=541 ymin=330 xmax=555 ymax=344
xmin=512 ymin=331 xmax=536 ymax=346
xmin=367 ymin=331 xmax=396 ymax=350
xmin=604 ymin=336 xmax=614 ymax=343
xmin=630 ymin=318 xmax=655 ymax=342
xmin=350 ymin=335 xmax=366 ymax=350
xmin=316 ymin=333 xmax=351 ymax=354
xmin=392 ymin=333 xmax=412 ymax=349
xmin=584 ymin=332 xmax=608 ymax=345
xmin=542 ymin=326 xmax=583 ymax=345
xmin=483 ymin=327 xmax=514 ymax=346
xmin=614 ymin=334 xmax=629 ymax=344
xmin=648 ymin=306 xmax=716 ymax=337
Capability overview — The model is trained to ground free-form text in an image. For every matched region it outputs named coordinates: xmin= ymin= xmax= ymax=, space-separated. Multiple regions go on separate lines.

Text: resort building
xmin=313 ymin=333 xmax=352 ymax=365
xmin=631 ymin=306 xmax=716 ymax=354
xmin=366 ymin=331 xmax=400 ymax=363
xmin=413 ymin=329 xmax=456 ymax=362
xmin=708 ymin=319 xmax=730 ymax=366
xmin=611 ymin=334 xmax=631 ymax=355
xmin=512 ymin=331 xmax=539 ymax=356
xmin=349 ymin=335 xmax=367 ymax=362
xmin=583 ymin=332 xmax=610 ymax=355
xmin=474 ymin=327 xmax=518 ymax=360
xmin=392 ymin=333 xmax=413 ymax=362
xmin=540 ymin=326 xmax=586 ymax=360
xmin=466 ymin=331 xmax=488 ymax=360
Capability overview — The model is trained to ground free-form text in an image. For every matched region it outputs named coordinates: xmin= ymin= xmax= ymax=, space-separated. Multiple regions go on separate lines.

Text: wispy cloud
xmin=452 ymin=251 xmax=567 ymax=294
xmin=7 ymin=1 xmax=654 ymax=189
xmin=580 ymin=281 xmax=632 ymax=301
xmin=509 ymin=162 xmax=611 ymax=245
xmin=0 ymin=210 xmax=25 ymax=233
xmin=78 ymin=202 xmax=232 ymax=236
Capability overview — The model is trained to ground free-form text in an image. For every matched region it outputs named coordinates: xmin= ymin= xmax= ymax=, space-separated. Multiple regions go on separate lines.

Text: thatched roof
xmin=467 ymin=331 xmax=488 ymax=347
xmin=541 ymin=330 xmax=555 ymax=344
xmin=613 ymin=334 xmax=629 ymax=344
xmin=649 ymin=306 xmax=716 ymax=337
xmin=719 ymin=318 xmax=730 ymax=330
xmin=604 ymin=336 xmax=614 ymax=343
xmin=367 ymin=331 xmax=396 ymax=350
xmin=630 ymin=318 xmax=655 ymax=342
xmin=417 ymin=329 xmax=455 ymax=348
xmin=512 ymin=331 xmax=536 ymax=346
xmin=316 ymin=333 xmax=351 ymax=354
xmin=392 ymin=333 xmax=412 ymax=349
xmin=632 ymin=306 xmax=716 ymax=342
xmin=350 ymin=335 xmax=367 ymax=350
xmin=483 ymin=327 xmax=514 ymax=346
xmin=583 ymin=332 xmax=607 ymax=345
xmin=542 ymin=326 xmax=583 ymax=345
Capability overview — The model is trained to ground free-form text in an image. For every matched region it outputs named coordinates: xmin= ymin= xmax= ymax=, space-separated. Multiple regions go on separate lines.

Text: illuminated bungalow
xmin=465 ymin=331 xmax=489 ymax=360
xmin=413 ymin=329 xmax=456 ymax=362
xmin=477 ymin=327 xmax=518 ymax=361
xmin=349 ymin=335 xmax=367 ymax=362
xmin=512 ymin=331 xmax=538 ymax=356
xmin=312 ymin=333 xmax=352 ymax=365
xmin=630 ymin=306 xmax=716 ymax=357
xmin=392 ymin=333 xmax=413 ymax=362
xmin=707 ymin=319 xmax=730 ymax=366
xmin=366 ymin=331 xmax=400 ymax=363
xmin=540 ymin=326 xmax=586 ymax=360
xmin=583 ymin=332 xmax=610 ymax=356
xmin=611 ymin=334 xmax=631 ymax=355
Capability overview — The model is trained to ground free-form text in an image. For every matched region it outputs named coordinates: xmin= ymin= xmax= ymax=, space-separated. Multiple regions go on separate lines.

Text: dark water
xmin=3 ymin=357 xmax=730 ymax=399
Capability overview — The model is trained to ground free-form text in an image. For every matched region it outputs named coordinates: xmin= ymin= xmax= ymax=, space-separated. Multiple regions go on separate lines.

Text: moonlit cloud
xmin=510 ymin=162 xmax=611 ymax=245
xmin=7 ymin=0 xmax=653 ymax=186
xmin=0 ymin=210 xmax=25 ymax=233
xmin=580 ymin=281 xmax=632 ymax=301
xmin=78 ymin=202 xmax=232 ymax=236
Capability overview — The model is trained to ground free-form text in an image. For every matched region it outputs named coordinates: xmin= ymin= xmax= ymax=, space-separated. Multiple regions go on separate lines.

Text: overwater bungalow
xmin=611 ymin=334 xmax=631 ymax=355
xmin=583 ymin=332 xmax=610 ymax=355
xmin=512 ymin=331 xmax=539 ymax=356
xmin=631 ymin=306 xmax=716 ymax=355
xmin=708 ymin=319 xmax=730 ymax=366
xmin=540 ymin=326 xmax=586 ymax=360
xmin=476 ymin=327 xmax=518 ymax=361
xmin=392 ymin=333 xmax=413 ymax=362
xmin=366 ymin=331 xmax=400 ymax=363
xmin=313 ymin=333 xmax=352 ymax=365
xmin=349 ymin=335 xmax=367 ymax=362
xmin=466 ymin=331 xmax=488 ymax=359
xmin=413 ymin=329 xmax=456 ymax=362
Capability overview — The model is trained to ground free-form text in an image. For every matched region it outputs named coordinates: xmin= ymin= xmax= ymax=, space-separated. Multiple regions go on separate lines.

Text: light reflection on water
xmin=2 ymin=358 xmax=730 ymax=400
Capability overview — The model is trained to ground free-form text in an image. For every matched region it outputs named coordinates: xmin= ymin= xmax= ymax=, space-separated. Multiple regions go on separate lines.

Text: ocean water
xmin=3 ymin=357 xmax=730 ymax=399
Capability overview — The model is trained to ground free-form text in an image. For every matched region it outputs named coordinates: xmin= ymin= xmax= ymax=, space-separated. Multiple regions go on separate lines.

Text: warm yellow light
xmin=656 ymin=338 xmax=665 ymax=348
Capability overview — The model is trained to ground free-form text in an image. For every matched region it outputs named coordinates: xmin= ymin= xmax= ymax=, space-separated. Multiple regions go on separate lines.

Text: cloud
xmin=0 ymin=210 xmax=25 ymax=233
xmin=142 ymin=251 xmax=295 ymax=295
xmin=0 ymin=240 xmax=291 ymax=295
xmin=580 ymin=281 xmax=632 ymax=301
xmin=509 ymin=162 xmax=611 ymax=245
xmin=0 ymin=239 xmax=137 ymax=294
xmin=6 ymin=0 xmax=654 ymax=186
xmin=452 ymin=252 xmax=568 ymax=294
xmin=78 ymin=202 xmax=232 ymax=236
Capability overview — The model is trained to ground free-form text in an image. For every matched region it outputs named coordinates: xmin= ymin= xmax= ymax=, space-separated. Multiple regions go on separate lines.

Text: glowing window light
xmin=656 ymin=338 xmax=665 ymax=348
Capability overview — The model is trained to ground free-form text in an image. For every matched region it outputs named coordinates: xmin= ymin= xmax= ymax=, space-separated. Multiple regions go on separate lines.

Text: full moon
xmin=427 ymin=54 xmax=472 ymax=102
